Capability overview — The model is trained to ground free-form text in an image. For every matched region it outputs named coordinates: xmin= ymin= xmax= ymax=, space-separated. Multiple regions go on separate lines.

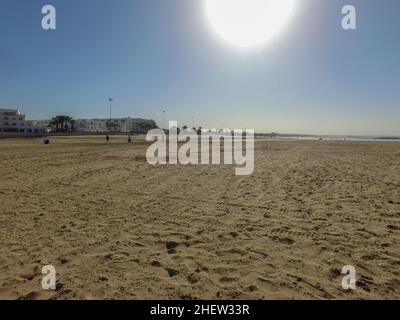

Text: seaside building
xmin=1 ymin=108 xmax=157 ymax=134
xmin=72 ymin=117 xmax=157 ymax=133
xmin=33 ymin=117 xmax=157 ymax=134
xmin=0 ymin=108 xmax=35 ymax=133
xmin=31 ymin=120 xmax=51 ymax=133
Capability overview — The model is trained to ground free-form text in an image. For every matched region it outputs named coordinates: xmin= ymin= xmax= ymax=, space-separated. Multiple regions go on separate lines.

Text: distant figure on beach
xmin=128 ymin=135 xmax=132 ymax=143
xmin=44 ymin=137 xmax=50 ymax=145
xmin=106 ymin=134 xmax=110 ymax=143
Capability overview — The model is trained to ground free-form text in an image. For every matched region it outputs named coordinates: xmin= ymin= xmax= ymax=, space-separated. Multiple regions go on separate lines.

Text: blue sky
xmin=0 ymin=0 xmax=399 ymax=135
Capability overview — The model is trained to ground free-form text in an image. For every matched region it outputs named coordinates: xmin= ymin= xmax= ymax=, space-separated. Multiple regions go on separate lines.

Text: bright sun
xmin=205 ymin=0 xmax=296 ymax=48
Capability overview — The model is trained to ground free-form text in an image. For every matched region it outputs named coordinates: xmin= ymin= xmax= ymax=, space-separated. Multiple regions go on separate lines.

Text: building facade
xmin=1 ymin=109 xmax=157 ymax=134
xmin=31 ymin=120 xmax=51 ymax=133
xmin=72 ymin=117 xmax=157 ymax=133
xmin=0 ymin=108 xmax=35 ymax=133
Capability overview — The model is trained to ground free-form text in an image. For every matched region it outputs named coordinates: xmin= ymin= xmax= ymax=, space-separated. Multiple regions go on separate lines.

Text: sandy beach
xmin=0 ymin=136 xmax=399 ymax=300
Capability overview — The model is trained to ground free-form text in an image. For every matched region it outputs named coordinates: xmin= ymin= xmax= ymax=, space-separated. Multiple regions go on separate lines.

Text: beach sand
xmin=0 ymin=136 xmax=399 ymax=299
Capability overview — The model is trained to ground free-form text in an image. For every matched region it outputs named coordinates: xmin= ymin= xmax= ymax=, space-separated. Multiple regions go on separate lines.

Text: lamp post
xmin=107 ymin=98 xmax=114 ymax=133
xmin=108 ymin=98 xmax=113 ymax=121
xmin=162 ymin=110 xmax=166 ymax=131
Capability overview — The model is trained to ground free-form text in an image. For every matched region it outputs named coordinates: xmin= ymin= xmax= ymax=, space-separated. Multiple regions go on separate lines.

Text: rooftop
xmin=0 ymin=108 xmax=22 ymax=116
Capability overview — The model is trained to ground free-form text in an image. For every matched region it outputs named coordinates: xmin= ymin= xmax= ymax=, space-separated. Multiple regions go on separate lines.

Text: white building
xmin=31 ymin=120 xmax=51 ymax=133
xmin=73 ymin=117 xmax=157 ymax=133
xmin=0 ymin=108 xmax=34 ymax=133
xmin=1 ymin=110 xmax=157 ymax=134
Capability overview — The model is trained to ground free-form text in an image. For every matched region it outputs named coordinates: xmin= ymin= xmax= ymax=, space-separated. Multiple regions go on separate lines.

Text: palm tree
xmin=49 ymin=116 xmax=62 ymax=132
xmin=64 ymin=116 xmax=75 ymax=132
xmin=49 ymin=115 xmax=75 ymax=133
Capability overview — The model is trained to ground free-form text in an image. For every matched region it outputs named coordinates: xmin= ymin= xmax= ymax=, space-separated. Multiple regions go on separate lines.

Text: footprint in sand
xmin=165 ymin=241 xmax=179 ymax=254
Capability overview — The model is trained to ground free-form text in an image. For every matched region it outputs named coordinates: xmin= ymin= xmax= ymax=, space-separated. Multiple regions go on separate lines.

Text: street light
xmin=162 ymin=110 xmax=166 ymax=130
xmin=108 ymin=98 xmax=113 ymax=121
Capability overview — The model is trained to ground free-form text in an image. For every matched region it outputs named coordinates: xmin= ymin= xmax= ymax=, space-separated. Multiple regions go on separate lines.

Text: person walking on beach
xmin=128 ymin=135 xmax=132 ymax=143
xmin=106 ymin=134 xmax=110 ymax=143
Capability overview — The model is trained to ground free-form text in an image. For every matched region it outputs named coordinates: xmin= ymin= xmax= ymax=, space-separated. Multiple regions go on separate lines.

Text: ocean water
xmin=256 ymin=133 xmax=400 ymax=142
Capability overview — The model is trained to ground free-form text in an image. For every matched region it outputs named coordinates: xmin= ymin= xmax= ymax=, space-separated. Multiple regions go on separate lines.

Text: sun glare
xmin=205 ymin=0 xmax=296 ymax=48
